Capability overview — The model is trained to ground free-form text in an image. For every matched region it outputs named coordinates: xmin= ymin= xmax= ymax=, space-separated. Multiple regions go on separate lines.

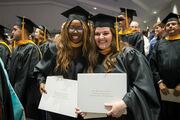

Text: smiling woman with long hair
xmin=56 ymin=19 xmax=90 ymax=72
xmin=34 ymin=6 xmax=92 ymax=120
xmin=76 ymin=13 xmax=160 ymax=120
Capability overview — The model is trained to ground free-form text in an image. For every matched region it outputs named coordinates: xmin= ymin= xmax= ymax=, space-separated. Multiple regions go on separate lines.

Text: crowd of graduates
xmin=0 ymin=5 xmax=180 ymax=120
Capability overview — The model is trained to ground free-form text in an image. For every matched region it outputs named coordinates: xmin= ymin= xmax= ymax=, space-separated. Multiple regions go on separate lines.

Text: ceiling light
xmin=93 ymin=7 xmax=97 ymax=10
xmin=153 ymin=11 xmax=157 ymax=14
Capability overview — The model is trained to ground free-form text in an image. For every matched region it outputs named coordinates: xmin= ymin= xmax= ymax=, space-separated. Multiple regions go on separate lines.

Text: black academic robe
xmin=92 ymin=47 xmax=160 ymax=120
xmin=150 ymin=39 xmax=180 ymax=120
xmin=8 ymin=42 xmax=41 ymax=119
xmin=120 ymin=32 xmax=145 ymax=55
xmin=0 ymin=58 xmax=14 ymax=120
xmin=34 ymin=42 xmax=86 ymax=120
xmin=0 ymin=43 xmax=11 ymax=69
xmin=39 ymin=40 xmax=51 ymax=57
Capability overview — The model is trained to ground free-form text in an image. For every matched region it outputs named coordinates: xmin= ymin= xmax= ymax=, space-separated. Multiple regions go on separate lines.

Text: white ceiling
xmin=0 ymin=0 xmax=179 ymax=31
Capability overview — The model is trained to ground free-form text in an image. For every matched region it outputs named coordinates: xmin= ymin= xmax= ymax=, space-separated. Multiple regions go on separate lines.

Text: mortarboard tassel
xmin=115 ymin=16 xmax=120 ymax=51
xmin=21 ymin=16 xmax=25 ymax=40
xmin=125 ymin=9 xmax=129 ymax=28
xmin=44 ymin=28 xmax=47 ymax=42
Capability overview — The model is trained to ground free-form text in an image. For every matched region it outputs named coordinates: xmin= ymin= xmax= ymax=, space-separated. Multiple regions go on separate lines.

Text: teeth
xmin=99 ymin=41 xmax=106 ymax=43
xmin=72 ymin=36 xmax=78 ymax=39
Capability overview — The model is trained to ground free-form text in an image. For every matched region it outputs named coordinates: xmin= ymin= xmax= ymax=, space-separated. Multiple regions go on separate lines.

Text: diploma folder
xmin=38 ymin=76 xmax=78 ymax=118
xmin=160 ymin=89 xmax=180 ymax=103
xmin=78 ymin=73 xmax=127 ymax=113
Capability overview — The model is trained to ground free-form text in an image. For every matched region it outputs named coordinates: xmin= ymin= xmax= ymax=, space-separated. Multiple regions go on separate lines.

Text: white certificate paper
xmin=78 ymin=73 xmax=127 ymax=113
xmin=84 ymin=113 xmax=107 ymax=119
xmin=38 ymin=76 xmax=77 ymax=118
xmin=160 ymin=89 xmax=180 ymax=103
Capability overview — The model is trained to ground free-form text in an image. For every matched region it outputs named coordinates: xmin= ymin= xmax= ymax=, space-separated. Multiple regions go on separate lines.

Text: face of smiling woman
xmin=68 ymin=20 xmax=83 ymax=43
xmin=95 ymin=27 xmax=113 ymax=50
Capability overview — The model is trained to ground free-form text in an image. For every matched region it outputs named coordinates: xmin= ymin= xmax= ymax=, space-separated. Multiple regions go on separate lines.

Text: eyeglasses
xmin=68 ymin=26 xmax=83 ymax=32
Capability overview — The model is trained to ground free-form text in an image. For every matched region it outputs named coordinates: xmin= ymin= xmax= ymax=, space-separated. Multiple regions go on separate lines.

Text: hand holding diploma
xmin=105 ymin=100 xmax=127 ymax=118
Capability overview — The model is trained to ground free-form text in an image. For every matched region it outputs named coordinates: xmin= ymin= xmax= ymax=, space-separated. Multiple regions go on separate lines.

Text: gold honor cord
xmin=116 ymin=16 xmax=120 ymax=51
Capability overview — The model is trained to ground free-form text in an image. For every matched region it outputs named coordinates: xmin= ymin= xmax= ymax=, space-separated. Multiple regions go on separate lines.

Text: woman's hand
xmin=159 ymin=82 xmax=169 ymax=95
xmin=174 ymin=84 xmax=180 ymax=96
xmin=104 ymin=100 xmax=127 ymax=118
xmin=75 ymin=107 xmax=87 ymax=118
xmin=39 ymin=83 xmax=47 ymax=94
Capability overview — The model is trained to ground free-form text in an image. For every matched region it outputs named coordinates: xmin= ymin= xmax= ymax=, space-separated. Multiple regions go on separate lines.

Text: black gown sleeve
xmin=132 ymin=32 xmax=145 ymax=55
xmin=149 ymin=42 xmax=161 ymax=84
xmin=0 ymin=45 xmax=10 ymax=67
xmin=34 ymin=42 xmax=57 ymax=84
xmin=39 ymin=41 xmax=51 ymax=56
xmin=0 ymin=59 xmax=14 ymax=120
xmin=118 ymin=47 xmax=160 ymax=120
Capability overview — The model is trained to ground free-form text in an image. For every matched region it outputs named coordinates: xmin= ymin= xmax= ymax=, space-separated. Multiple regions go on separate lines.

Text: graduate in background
xmin=9 ymin=16 xmax=42 ymax=120
xmin=34 ymin=6 xmax=92 ymax=120
xmin=34 ymin=25 xmax=52 ymax=56
xmin=118 ymin=8 xmax=145 ymax=55
xmin=0 ymin=25 xmax=11 ymax=69
xmin=150 ymin=12 xmax=180 ymax=120
xmin=76 ymin=13 xmax=160 ymax=120
xmin=130 ymin=21 xmax=150 ymax=56
xmin=148 ymin=20 xmax=165 ymax=60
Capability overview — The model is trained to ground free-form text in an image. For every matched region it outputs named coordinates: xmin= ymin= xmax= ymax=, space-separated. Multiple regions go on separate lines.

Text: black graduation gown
xmin=0 ymin=43 xmax=11 ymax=69
xmin=92 ymin=47 xmax=160 ymax=120
xmin=34 ymin=42 xmax=86 ymax=120
xmin=39 ymin=41 xmax=51 ymax=57
xmin=8 ymin=42 xmax=41 ymax=119
xmin=150 ymin=39 xmax=180 ymax=120
xmin=0 ymin=58 xmax=14 ymax=120
xmin=120 ymin=32 xmax=145 ymax=55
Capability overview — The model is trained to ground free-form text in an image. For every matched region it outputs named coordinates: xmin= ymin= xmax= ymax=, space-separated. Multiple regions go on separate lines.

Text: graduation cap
xmin=91 ymin=13 xmax=116 ymax=28
xmin=0 ymin=25 xmax=9 ymax=39
xmin=91 ymin=13 xmax=120 ymax=51
xmin=16 ymin=16 xmax=38 ymax=34
xmin=161 ymin=12 xmax=179 ymax=24
xmin=120 ymin=8 xmax=137 ymax=20
xmin=61 ymin=6 xmax=92 ymax=21
xmin=119 ymin=8 xmax=137 ymax=28
xmin=38 ymin=25 xmax=50 ymax=41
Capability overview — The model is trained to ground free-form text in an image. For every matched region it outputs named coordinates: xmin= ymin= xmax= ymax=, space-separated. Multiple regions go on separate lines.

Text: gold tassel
xmin=44 ymin=28 xmax=47 ymax=42
xmin=22 ymin=16 xmax=25 ymax=40
xmin=115 ymin=16 xmax=120 ymax=51
xmin=125 ymin=9 xmax=129 ymax=28
xmin=13 ymin=41 xmax=16 ymax=49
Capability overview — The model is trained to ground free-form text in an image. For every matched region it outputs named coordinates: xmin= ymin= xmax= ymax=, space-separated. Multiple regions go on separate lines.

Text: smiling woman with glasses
xmin=68 ymin=26 xmax=83 ymax=32
xmin=34 ymin=6 xmax=92 ymax=120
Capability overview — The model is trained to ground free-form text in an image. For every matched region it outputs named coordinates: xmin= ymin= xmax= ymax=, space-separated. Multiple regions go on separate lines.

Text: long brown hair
xmin=55 ymin=20 xmax=90 ymax=72
xmin=87 ymin=27 xmax=120 ymax=73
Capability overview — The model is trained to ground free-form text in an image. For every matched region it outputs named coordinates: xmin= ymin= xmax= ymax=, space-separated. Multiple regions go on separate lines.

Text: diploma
xmin=160 ymin=89 xmax=180 ymax=103
xmin=38 ymin=76 xmax=77 ymax=117
xmin=84 ymin=113 xmax=107 ymax=119
xmin=78 ymin=73 xmax=127 ymax=113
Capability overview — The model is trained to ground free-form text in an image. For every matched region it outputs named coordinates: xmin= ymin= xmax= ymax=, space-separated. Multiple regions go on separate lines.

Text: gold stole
xmin=99 ymin=48 xmax=111 ymax=55
xmin=0 ymin=41 xmax=12 ymax=53
xmin=16 ymin=39 xmax=42 ymax=58
xmin=165 ymin=34 xmax=180 ymax=40
xmin=70 ymin=41 xmax=82 ymax=48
